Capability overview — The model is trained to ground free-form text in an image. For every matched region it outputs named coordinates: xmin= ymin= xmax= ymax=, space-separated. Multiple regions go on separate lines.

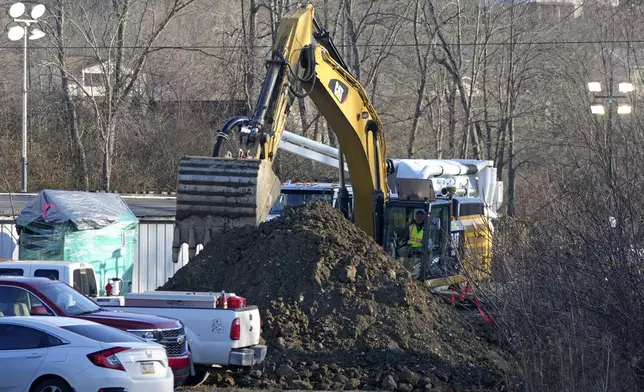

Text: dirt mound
xmin=161 ymin=201 xmax=518 ymax=391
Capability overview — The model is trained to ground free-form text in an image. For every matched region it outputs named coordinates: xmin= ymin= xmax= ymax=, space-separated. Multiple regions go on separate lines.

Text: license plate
xmin=141 ymin=362 xmax=155 ymax=374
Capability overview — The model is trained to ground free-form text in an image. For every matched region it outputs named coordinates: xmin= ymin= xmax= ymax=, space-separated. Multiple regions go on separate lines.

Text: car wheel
xmin=31 ymin=378 xmax=72 ymax=392
xmin=182 ymin=365 xmax=211 ymax=387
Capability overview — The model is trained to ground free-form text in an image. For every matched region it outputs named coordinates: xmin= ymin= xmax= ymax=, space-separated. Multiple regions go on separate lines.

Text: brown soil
xmin=161 ymin=201 xmax=519 ymax=391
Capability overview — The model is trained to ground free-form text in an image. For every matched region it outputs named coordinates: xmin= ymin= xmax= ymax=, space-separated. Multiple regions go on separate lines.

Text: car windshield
xmin=38 ymin=282 xmax=100 ymax=316
xmin=270 ymin=191 xmax=333 ymax=214
xmin=61 ymin=324 xmax=146 ymax=343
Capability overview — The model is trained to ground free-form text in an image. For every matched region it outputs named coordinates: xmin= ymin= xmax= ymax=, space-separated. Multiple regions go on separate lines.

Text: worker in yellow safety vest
xmin=395 ymin=209 xmax=426 ymax=276
xmin=407 ymin=209 xmax=425 ymax=248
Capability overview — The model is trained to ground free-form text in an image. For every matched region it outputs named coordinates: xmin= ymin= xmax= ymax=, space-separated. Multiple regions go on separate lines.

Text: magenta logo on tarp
xmin=42 ymin=203 xmax=56 ymax=219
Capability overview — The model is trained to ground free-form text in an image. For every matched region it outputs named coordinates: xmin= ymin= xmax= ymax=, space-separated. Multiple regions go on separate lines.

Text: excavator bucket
xmin=171 ymin=156 xmax=281 ymax=262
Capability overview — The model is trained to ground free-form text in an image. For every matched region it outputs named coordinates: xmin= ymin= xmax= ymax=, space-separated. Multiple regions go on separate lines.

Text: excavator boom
xmin=172 ymin=4 xmax=388 ymax=262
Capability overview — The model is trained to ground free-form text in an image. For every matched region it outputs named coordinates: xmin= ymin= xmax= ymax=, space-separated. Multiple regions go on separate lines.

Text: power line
xmin=0 ymin=39 xmax=643 ymax=50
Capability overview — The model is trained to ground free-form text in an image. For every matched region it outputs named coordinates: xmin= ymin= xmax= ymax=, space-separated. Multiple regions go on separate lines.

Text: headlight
xmin=127 ymin=330 xmax=158 ymax=341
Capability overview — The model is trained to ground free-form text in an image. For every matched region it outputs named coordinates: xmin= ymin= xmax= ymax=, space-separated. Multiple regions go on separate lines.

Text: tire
xmin=31 ymin=378 xmax=72 ymax=392
xmin=182 ymin=365 xmax=211 ymax=387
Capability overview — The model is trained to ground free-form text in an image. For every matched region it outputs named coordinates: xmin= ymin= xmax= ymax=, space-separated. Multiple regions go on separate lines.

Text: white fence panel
xmin=0 ymin=223 xmax=18 ymax=260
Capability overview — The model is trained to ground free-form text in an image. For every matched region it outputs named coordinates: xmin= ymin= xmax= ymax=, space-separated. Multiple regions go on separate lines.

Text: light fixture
xmin=618 ymin=82 xmax=634 ymax=93
xmin=8 ymin=2 xmax=25 ymax=18
xmin=30 ymin=4 xmax=45 ymax=19
xmin=590 ymin=103 xmax=606 ymax=115
xmin=588 ymin=82 xmax=602 ymax=92
xmin=617 ymin=104 xmax=632 ymax=114
xmin=28 ymin=28 xmax=45 ymax=40
xmin=7 ymin=25 xmax=24 ymax=41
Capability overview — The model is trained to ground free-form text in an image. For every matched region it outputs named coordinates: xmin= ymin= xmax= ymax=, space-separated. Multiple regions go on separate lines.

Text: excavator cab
xmin=383 ymin=199 xmax=456 ymax=281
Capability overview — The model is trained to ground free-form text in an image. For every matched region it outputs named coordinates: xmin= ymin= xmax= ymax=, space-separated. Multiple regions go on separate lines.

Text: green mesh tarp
xmin=16 ymin=190 xmax=138 ymax=295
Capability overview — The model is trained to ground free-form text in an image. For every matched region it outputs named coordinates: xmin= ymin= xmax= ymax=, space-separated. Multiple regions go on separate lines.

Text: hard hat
xmin=414 ymin=209 xmax=425 ymax=216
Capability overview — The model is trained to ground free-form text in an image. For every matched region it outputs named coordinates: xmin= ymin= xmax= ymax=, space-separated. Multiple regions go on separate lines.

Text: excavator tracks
xmin=172 ymin=156 xmax=281 ymax=262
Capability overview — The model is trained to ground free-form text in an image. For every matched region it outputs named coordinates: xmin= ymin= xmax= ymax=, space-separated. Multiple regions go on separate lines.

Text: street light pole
xmin=587 ymin=78 xmax=633 ymax=230
xmin=6 ymin=2 xmax=46 ymax=193
xmin=21 ymin=24 xmax=28 ymax=193
xmin=607 ymin=78 xmax=615 ymax=181
xmin=587 ymin=78 xmax=632 ymax=182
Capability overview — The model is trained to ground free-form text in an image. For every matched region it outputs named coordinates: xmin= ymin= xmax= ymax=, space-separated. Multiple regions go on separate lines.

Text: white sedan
xmin=0 ymin=316 xmax=174 ymax=392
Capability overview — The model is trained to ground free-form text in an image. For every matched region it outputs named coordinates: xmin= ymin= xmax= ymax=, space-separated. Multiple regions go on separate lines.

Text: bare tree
xmin=52 ymin=0 xmax=89 ymax=190
xmin=46 ymin=0 xmax=199 ymax=191
xmin=407 ymin=0 xmax=435 ymax=158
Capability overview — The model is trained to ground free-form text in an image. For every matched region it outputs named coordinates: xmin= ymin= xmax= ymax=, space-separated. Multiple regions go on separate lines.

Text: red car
xmin=0 ymin=276 xmax=191 ymax=388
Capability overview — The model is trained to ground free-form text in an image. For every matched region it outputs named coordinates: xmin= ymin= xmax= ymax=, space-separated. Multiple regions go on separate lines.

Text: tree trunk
xmin=495 ymin=119 xmax=507 ymax=180
xmin=343 ymin=0 xmax=361 ymax=80
xmin=408 ymin=82 xmax=426 ymax=158
xmin=240 ymin=0 xmax=258 ymax=110
xmin=447 ymin=84 xmax=456 ymax=156
xmin=55 ymin=0 xmax=89 ymax=190
xmin=327 ymin=122 xmax=337 ymax=148
xmin=298 ymin=98 xmax=308 ymax=136
xmin=506 ymin=0 xmax=516 ymax=216
xmin=102 ymin=139 xmax=111 ymax=191
xmin=101 ymin=122 xmax=117 ymax=191
xmin=482 ymin=28 xmax=493 ymax=160
xmin=408 ymin=0 xmax=428 ymax=158
xmin=112 ymin=0 xmax=129 ymax=110
xmin=475 ymin=122 xmax=486 ymax=158
xmin=507 ymin=117 xmax=516 ymax=216
xmin=460 ymin=124 xmax=469 ymax=158
xmin=248 ymin=0 xmax=258 ymax=101
xmin=436 ymin=91 xmax=444 ymax=159
xmin=313 ymin=116 xmax=320 ymax=141
xmin=436 ymin=119 xmax=443 ymax=158
xmin=370 ymin=73 xmax=378 ymax=105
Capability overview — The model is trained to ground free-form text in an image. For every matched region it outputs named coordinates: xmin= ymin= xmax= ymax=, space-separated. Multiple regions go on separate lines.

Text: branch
xmin=118 ymin=0 xmax=199 ymax=106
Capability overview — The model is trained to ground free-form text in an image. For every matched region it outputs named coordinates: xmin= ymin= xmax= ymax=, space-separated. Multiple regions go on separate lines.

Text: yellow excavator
xmin=171 ymin=3 xmax=501 ymax=290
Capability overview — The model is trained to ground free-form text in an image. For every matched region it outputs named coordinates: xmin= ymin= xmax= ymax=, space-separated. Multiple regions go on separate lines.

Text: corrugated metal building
xmin=0 ymin=193 xmax=189 ymax=292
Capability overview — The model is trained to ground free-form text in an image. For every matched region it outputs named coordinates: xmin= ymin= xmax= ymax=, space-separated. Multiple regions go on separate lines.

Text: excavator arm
xmin=172 ymin=4 xmax=388 ymax=262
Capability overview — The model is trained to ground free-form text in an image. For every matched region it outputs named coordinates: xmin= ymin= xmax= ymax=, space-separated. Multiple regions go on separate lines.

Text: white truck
xmin=0 ymin=260 xmax=100 ymax=296
xmin=279 ymin=130 xmax=503 ymax=220
xmin=98 ymin=291 xmax=264 ymax=385
xmin=0 ymin=260 xmax=266 ymax=386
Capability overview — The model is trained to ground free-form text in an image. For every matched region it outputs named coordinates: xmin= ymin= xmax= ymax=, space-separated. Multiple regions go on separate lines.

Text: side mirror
xmin=30 ymin=306 xmax=49 ymax=316
xmin=432 ymin=217 xmax=441 ymax=230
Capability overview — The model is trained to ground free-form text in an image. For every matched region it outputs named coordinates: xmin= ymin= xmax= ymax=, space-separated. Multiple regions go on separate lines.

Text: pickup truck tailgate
xmin=234 ymin=308 xmax=261 ymax=348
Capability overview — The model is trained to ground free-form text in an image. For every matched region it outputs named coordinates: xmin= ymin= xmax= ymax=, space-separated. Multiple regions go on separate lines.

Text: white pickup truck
xmin=98 ymin=291 xmax=265 ymax=385
xmin=0 ymin=260 xmax=266 ymax=386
